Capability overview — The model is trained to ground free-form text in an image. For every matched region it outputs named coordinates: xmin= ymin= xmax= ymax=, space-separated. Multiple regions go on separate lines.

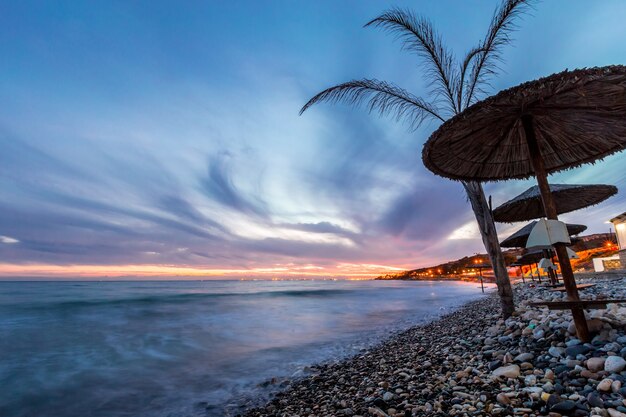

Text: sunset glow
xmin=0 ymin=262 xmax=406 ymax=279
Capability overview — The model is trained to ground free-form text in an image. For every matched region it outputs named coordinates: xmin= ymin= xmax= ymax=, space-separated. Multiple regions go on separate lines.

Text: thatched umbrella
xmin=472 ymin=262 xmax=491 ymax=293
xmin=422 ymin=66 xmax=626 ymax=341
xmin=517 ymin=249 xmax=546 ymax=282
xmin=517 ymin=250 xmax=544 ymax=264
xmin=500 ymin=221 xmax=587 ymax=248
xmin=508 ymin=262 xmax=525 ymax=283
xmin=501 ymin=221 xmax=586 ymax=285
xmin=493 ymin=184 xmax=617 ymax=223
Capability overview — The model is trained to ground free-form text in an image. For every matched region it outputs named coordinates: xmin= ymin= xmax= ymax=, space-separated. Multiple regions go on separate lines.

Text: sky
xmin=1 ymin=0 xmax=625 ymax=279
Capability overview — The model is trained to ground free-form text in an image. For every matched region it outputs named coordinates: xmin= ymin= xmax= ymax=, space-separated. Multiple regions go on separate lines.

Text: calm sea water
xmin=0 ymin=279 xmax=491 ymax=417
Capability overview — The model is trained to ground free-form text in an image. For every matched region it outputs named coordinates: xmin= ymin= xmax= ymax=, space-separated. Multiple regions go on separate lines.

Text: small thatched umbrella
xmin=516 ymin=250 xmax=544 ymax=282
xmin=508 ymin=262 xmax=526 ymax=283
xmin=493 ymin=184 xmax=617 ymax=223
xmin=501 ymin=221 xmax=586 ymax=286
xmin=422 ymin=66 xmax=626 ymax=341
xmin=500 ymin=221 xmax=587 ymax=248
xmin=472 ymin=262 xmax=491 ymax=293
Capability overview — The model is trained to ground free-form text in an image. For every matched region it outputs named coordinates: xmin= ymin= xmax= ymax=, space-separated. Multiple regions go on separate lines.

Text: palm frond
xmin=366 ymin=8 xmax=459 ymax=115
xmin=463 ymin=0 xmax=533 ymax=109
xmin=456 ymin=46 xmax=486 ymax=112
xmin=299 ymin=79 xmax=445 ymax=128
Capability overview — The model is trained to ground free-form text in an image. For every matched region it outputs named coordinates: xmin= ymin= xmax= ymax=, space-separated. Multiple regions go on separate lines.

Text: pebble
xmin=588 ymin=357 xmax=607 ymax=372
xmin=598 ymin=378 xmax=614 ymax=392
xmin=496 ymin=393 xmax=511 ymax=405
xmin=493 ymin=364 xmax=520 ymax=379
xmin=605 ymin=356 xmax=626 ymax=373
xmin=515 ymin=352 xmax=534 ymax=362
xmin=608 ymin=409 xmax=626 ymax=417
xmin=549 ymin=346 xmax=566 ymax=357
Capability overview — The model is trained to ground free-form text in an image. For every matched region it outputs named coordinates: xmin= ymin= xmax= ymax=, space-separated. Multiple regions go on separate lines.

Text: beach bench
xmin=549 ymin=283 xmax=596 ymax=292
xmin=529 ymin=299 xmax=626 ymax=311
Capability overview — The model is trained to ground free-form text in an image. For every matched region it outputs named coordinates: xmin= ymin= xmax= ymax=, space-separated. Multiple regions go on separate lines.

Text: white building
xmin=610 ymin=212 xmax=626 ymax=267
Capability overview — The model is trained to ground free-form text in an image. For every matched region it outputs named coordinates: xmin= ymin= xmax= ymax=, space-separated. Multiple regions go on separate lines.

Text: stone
xmin=492 ymin=365 xmax=520 ymax=379
xmin=368 ymin=407 xmax=388 ymax=417
xmin=525 ymin=375 xmax=537 ymax=386
xmin=568 ymin=321 xmax=577 ymax=334
xmin=605 ymin=356 xmax=626 ymax=373
xmin=587 ymin=357 xmax=607 ymax=372
xmin=587 ymin=392 xmax=604 ymax=408
xmin=515 ymin=353 xmax=534 ymax=362
xmin=566 ymin=339 xmax=582 ymax=347
xmin=567 ymin=345 xmax=591 ymax=357
xmin=496 ymin=393 xmax=511 ymax=405
xmin=608 ymin=409 xmax=626 ymax=417
xmin=550 ymin=400 xmax=577 ymax=412
xmin=382 ymin=392 xmax=394 ymax=402
xmin=588 ymin=319 xmax=605 ymax=333
xmin=549 ymin=347 xmax=566 ymax=358
xmin=612 ymin=380 xmax=622 ymax=393
xmin=598 ymin=378 xmax=614 ymax=392
xmin=581 ymin=369 xmax=599 ymax=379
xmin=604 ymin=342 xmax=621 ymax=352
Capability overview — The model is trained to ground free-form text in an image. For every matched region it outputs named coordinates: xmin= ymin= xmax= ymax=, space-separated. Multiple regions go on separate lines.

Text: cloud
xmin=2 ymin=1 xmax=626 ymax=277
xmin=200 ymin=152 xmax=268 ymax=216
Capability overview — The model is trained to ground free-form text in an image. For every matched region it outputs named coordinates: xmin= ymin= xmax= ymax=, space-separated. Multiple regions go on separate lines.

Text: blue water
xmin=0 ymin=279 xmax=491 ymax=417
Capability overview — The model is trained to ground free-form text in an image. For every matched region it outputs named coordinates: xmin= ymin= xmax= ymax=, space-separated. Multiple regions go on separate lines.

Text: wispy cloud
xmin=1 ymin=0 xmax=625 ymax=277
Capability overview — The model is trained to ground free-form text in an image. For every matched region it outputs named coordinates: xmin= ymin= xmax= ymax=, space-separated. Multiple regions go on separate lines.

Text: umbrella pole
xmin=479 ymin=268 xmax=484 ymax=293
xmin=520 ymin=266 xmax=525 ymax=284
xmin=534 ymin=262 xmax=541 ymax=282
xmin=542 ymin=248 xmax=557 ymax=284
xmin=552 ymin=251 xmax=561 ymax=283
xmin=522 ymin=115 xmax=590 ymax=342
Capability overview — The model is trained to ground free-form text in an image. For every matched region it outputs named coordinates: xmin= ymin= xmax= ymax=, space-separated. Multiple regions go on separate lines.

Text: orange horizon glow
xmin=0 ymin=262 xmax=407 ymax=279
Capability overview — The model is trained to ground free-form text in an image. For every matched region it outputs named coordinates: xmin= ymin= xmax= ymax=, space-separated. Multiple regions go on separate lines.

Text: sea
xmin=0 ymin=279 xmax=492 ymax=417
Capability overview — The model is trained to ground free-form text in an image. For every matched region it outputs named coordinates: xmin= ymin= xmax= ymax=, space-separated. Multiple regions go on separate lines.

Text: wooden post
xmin=479 ymin=267 xmax=484 ymax=293
xmin=534 ymin=262 xmax=541 ymax=283
xmin=521 ymin=115 xmax=590 ymax=342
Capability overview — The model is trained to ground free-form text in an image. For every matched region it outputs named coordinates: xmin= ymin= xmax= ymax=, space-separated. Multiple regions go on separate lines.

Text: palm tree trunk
xmin=462 ymin=180 xmax=515 ymax=318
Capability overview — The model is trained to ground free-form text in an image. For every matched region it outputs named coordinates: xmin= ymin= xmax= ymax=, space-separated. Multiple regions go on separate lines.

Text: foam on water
xmin=0 ymin=279 xmax=491 ymax=417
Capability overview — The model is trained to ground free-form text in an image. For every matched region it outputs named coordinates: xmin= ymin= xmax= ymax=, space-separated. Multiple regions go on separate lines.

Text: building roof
xmin=610 ymin=212 xmax=626 ymax=223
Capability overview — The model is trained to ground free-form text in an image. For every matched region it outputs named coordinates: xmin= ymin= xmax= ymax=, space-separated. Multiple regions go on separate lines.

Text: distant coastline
xmin=376 ymin=231 xmax=618 ymax=281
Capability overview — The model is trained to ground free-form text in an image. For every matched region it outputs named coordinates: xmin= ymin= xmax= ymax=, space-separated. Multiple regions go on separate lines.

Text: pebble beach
xmin=243 ymin=276 xmax=626 ymax=417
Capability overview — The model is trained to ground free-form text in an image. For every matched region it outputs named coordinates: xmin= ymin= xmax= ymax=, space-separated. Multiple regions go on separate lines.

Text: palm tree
xmin=301 ymin=0 xmax=533 ymax=317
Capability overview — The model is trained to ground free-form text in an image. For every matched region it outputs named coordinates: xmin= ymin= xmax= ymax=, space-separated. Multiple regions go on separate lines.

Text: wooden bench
xmin=549 ymin=283 xmax=596 ymax=292
xmin=529 ymin=299 xmax=626 ymax=311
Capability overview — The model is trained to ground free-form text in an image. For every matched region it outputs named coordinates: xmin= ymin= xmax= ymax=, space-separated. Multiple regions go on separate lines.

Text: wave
xmin=6 ymin=288 xmax=357 ymax=311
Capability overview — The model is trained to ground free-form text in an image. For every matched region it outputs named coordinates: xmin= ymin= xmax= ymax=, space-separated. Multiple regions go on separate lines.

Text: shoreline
xmin=241 ymin=276 xmax=626 ymax=417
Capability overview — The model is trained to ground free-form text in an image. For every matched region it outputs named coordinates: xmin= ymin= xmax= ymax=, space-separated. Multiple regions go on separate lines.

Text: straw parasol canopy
xmin=493 ymin=184 xmax=617 ymax=223
xmin=516 ymin=249 xmax=545 ymax=265
xmin=500 ymin=221 xmax=587 ymax=248
xmin=422 ymin=66 xmax=626 ymax=181
xmin=421 ymin=66 xmax=626 ymax=342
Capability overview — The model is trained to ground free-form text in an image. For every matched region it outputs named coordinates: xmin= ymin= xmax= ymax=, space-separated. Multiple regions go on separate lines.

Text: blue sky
xmin=1 ymin=0 xmax=625 ymax=277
